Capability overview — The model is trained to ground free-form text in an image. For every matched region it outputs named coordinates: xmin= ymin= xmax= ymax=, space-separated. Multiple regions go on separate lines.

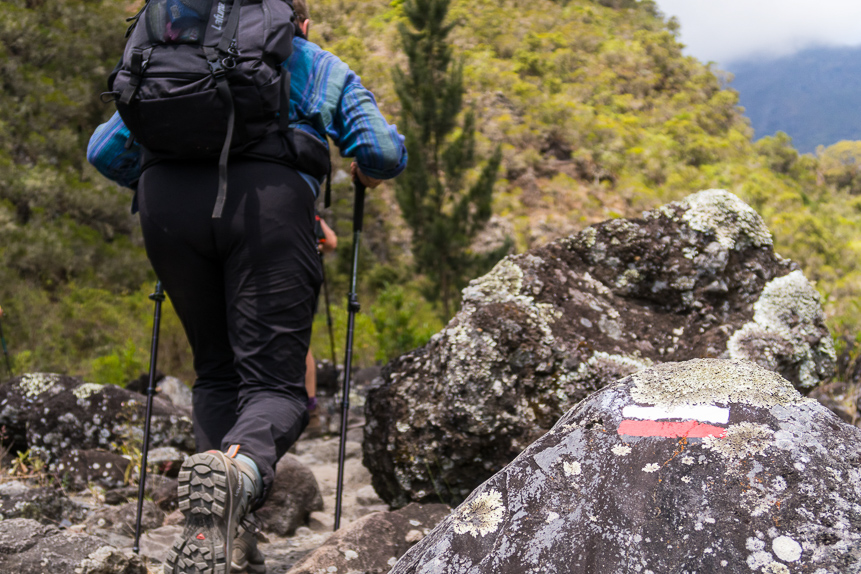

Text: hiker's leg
xmin=137 ymin=161 xmax=241 ymax=453
xmin=305 ymin=349 xmax=317 ymax=405
xmin=217 ymin=160 xmax=321 ymax=504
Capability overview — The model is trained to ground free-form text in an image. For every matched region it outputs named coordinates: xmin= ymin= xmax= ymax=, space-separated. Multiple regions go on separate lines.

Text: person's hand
xmin=351 ymin=162 xmax=383 ymax=189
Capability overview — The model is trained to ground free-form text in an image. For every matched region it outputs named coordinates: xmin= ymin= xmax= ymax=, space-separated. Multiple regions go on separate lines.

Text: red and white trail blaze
xmin=617 ymin=404 xmax=729 ymax=439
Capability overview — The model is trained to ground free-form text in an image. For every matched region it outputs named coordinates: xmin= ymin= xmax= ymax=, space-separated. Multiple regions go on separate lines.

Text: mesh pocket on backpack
xmin=145 ymin=0 xmax=211 ymax=45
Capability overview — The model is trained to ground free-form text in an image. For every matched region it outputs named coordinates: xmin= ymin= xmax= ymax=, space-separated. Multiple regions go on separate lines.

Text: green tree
xmin=818 ymin=140 xmax=861 ymax=195
xmin=393 ymin=0 xmax=506 ymax=319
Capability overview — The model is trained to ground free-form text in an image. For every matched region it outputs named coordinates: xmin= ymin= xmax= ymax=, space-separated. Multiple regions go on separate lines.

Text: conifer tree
xmin=393 ymin=0 xmax=506 ymax=319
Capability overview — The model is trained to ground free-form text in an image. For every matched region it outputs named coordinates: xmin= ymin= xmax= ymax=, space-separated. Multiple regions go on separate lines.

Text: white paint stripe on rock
xmin=622 ymin=404 xmax=730 ymax=424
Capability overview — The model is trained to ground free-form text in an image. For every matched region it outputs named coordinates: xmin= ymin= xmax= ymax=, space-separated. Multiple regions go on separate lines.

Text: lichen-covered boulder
xmin=365 ymin=190 xmax=837 ymax=508
xmin=286 ymin=503 xmax=451 ymax=574
xmin=0 ymin=518 xmax=147 ymax=574
xmin=391 ymin=359 xmax=861 ymax=574
xmin=57 ymin=449 xmax=130 ymax=492
xmin=0 ymin=481 xmax=86 ymax=526
xmin=0 ymin=373 xmax=195 ymax=469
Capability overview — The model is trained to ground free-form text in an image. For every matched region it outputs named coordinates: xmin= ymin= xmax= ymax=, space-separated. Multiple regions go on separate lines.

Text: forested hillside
xmin=2 ymin=0 xmax=861 ymax=385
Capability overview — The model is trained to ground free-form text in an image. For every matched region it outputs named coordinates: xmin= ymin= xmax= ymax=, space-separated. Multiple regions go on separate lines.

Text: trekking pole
xmin=133 ymin=281 xmax=165 ymax=554
xmin=334 ymin=179 xmax=366 ymax=531
xmin=319 ymin=253 xmax=338 ymax=366
xmin=0 ymin=315 xmax=13 ymax=379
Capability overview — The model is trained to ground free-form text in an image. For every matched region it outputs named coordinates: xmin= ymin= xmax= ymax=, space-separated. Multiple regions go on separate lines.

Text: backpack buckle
xmin=208 ymin=58 xmax=226 ymax=77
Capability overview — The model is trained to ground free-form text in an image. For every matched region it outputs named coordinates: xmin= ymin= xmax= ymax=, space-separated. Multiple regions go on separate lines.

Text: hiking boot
xmin=164 ymin=451 xmax=248 ymax=574
xmin=231 ymin=514 xmax=266 ymax=574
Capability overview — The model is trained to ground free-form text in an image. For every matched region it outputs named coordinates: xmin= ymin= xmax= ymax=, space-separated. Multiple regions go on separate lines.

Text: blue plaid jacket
xmin=87 ymin=37 xmax=407 ymax=192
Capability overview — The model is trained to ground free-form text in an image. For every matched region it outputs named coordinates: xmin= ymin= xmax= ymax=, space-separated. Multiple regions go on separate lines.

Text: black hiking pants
xmin=138 ymin=158 xmax=321 ymax=504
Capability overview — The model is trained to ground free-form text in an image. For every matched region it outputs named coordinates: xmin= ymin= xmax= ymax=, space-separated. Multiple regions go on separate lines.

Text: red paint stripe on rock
xmin=617 ymin=420 xmax=727 ymax=438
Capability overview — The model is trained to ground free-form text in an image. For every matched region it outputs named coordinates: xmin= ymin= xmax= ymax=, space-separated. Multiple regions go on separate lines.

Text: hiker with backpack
xmin=87 ymin=0 xmax=406 ymax=572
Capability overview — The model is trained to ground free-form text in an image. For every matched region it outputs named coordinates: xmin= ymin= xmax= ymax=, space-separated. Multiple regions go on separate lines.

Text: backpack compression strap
xmin=208 ymin=0 xmax=243 ymax=219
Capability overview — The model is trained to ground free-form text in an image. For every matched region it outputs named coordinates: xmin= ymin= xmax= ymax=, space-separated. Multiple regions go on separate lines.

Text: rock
xmin=149 ymin=475 xmax=179 ymax=512
xmin=0 ymin=518 xmax=146 ymax=573
xmin=365 ymin=190 xmax=837 ymax=508
xmin=314 ymin=360 xmax=340 ymax=397
xmin=102 ymin=474 xmax=176 ymax=509
xmin=57 ymin=449 xmax=130 ymax=492
xmin=146 ymin=446 xmax=186 ymax=477
xmin=104 ymin=486 xmax=137 ymax=506
xmin=125 ymin=371 xmax=165 ymax=395
xmin=138 ymin=524 xmax=183 ymax=564
xmin=294 ymin=436 xmax=362 ymax=466
xmin=86 ymin=499 xmax=165 ymax=539
xmin=154 ymin=376 xmax=193 ymax=410
xmin=0 ymin=482 xmax=86 ymax=525
xmin=0 ymin=373 xmax=79 ymax=454
xmin=0 ymin=373 xmax=195 ymax=469
xmin=255 ymin=454 xmax=324 ymax=536
xmin=286 ymin=503 xmax=450 ymax=574
xmin=809 ymin=381 xmax=858 ymax=425
xmin=356 ymin=484 xmax=385 ymax=507
xmin=390 ymin=359 xmax=861 ymax=574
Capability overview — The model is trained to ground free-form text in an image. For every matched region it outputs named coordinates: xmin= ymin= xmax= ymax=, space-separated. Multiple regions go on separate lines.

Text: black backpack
xmin=105 ymin=0 xmax=329 ymax=217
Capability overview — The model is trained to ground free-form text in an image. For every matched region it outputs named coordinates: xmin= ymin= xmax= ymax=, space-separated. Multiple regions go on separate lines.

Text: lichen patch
xmin=452 ymin=490 xmax=505 ymax=537
xmin=702 ymin=422 xmax=774 ymax=462
xmin=727 ymin=270 xmax=836 ymax=388
xmin=611 ymin=445 xmax=632 ymax=456
xmin=72 ymin=383 xmax=104 ymax=403
xmin=628 ymin=359 xmax=807 ymax=409
xmin=678 ymin=189 xmax=773 ymax=250
xmin=19 ymin=373 xmax=61 ymax=398
xmin=562 ymin=461 xmax=582 ymax=476
xmin=772 ymin=536 xmax=802 ymax=562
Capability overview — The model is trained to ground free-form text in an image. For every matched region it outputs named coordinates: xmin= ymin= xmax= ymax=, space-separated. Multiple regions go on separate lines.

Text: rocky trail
xmin=1 ymin=190 xmax=860 ymax=573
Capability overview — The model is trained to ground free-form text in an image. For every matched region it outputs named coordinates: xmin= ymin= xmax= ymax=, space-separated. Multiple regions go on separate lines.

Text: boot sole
xmin=165 ymin=452 xmax=238 ymax=574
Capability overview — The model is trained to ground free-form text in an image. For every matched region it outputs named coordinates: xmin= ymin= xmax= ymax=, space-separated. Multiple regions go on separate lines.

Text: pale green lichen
xmin=677 ymin=189 xmax=773 ymax=250
xmin=682 ymin=246 xmax=699 ymax=260
xmin=628 ymin=359 xmax=808 ymax=408
xmin=72 ymin=383 xmax=103 ymax=402
xmin=611 ymin=445 xmax=632 ymax=456
xmin=614 ymin=268 xmax=641 ymax=291
xmin=452 ymin=489 xmax=505 ymax=537
xmin=772 ymin=536 xmax=802 ymax=562
xmin=562 ymin=461 xmax=582 ymax=476
xmin=19 ymin=373 xmax=61 ymax=398
xmin=579 ymin=226 xmax=598 ymax=249
xmin=702 ymin=422 xmax=774 ymax=461
xmin=463 ymin=258 xmax=523 ymax=305
xmin=728 ymin=270 xmax=836 ymax=387
xmin=581 ymin=352 xmax=653 ymax=377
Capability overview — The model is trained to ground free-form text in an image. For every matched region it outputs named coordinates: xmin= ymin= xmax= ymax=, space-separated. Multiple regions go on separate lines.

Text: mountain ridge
xmin=726 ymin=44 xmax=861 ymax=153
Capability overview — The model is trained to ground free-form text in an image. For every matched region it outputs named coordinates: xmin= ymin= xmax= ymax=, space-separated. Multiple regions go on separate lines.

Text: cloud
xmin=653 ymin=0 xmax=861 ymax=64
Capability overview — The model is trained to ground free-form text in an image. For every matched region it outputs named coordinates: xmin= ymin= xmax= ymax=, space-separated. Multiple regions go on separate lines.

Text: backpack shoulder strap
xmin=208 ymin=0 xmax=243 ymax=219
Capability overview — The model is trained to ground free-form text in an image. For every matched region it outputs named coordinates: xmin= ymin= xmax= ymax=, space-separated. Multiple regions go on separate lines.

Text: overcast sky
xmin=652 ymin=0 xmax=861 ymax=65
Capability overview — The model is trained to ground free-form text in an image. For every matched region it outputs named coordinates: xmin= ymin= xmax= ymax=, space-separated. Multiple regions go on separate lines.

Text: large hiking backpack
xmin=106 ymin=0 xmax=328 ymax=217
